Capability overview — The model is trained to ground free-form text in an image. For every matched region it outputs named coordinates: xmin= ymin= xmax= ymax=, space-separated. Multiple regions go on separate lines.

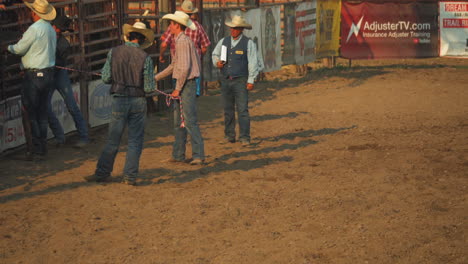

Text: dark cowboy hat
xmin=53 ymin=15 xmax=74 ymax=32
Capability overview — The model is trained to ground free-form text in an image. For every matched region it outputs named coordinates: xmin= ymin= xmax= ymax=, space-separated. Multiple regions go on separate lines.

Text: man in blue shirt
xmin=7 ymin=0 xmax=56 ymax=160
xmin=212 ymin=15 xmax=260 ymax=146
xmin=84 ymin=22 xmax=155 ymax=186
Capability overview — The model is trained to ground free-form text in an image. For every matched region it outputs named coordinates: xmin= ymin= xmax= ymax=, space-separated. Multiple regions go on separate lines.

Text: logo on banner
xmin=346 ymin=16 xmax=364 ymax=43
xmin=90 ymin=83 xmax=111 ymax=120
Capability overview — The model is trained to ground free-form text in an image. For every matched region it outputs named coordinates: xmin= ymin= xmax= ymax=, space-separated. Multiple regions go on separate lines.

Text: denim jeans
xmin=22 ymin=69 xmax=54 ymax=155
xmin=95 ymin=96 xmax=146 ymax=180
xmin=48 ymin=69 xmax=88 ymax=143
xmin=220 ymin=76 xmax=250 ymax=142
xmin=173 ymin=79 xmax=205 ymax=160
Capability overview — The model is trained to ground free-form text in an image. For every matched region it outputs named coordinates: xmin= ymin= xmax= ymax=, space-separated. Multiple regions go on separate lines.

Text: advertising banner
xmin=88 ymin=80 xmax=112 ymax=128
xmin=0 ymin=84 xmax=81 ymax=153
xmin=341 ymin=1 xmax=439 ymax=59
xmin=316 ymin=0 xmax=341 ymax=58
xmin=295 ymin=1 xmax=317 ymax=65
xmin=202 ymin=10 xmax=229 ymax=82
xmin=283 ymin=4 xmax=296 ymax=65
xmin=48 ymin=83 xmax=81 ymax=138
xmin=0 ymin=96 xmax=25 ymax=152
xmin=229 ymin=9 xmax=265 ymax=72
xmin=261 ymin=6 xmax=282 ymax=72
xmin=440 ymin=1 xmax=468 ymax=57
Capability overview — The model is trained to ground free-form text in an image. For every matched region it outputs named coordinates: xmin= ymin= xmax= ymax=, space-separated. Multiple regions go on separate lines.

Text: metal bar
xmin=87 ymin=58 xmax=107 ymax=66
xmin=85 ymin=10 xmax=117 ymax=20
xmin=83 ymin=26 xmax=118 ymax=35
xmin=84 ymin=49 xmax=111 ymax=58
xmin=85 ymin=36 xmax=119 ymax=46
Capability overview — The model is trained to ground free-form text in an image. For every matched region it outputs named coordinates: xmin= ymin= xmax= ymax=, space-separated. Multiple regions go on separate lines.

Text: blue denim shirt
xmin=8 ymin=19 xmax=56 ymax=70
xmin=101 ymin=42 xmax=155 ymax=93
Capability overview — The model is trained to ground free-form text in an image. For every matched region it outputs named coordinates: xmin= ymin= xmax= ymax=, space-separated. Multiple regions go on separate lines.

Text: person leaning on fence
xmin=5 ymin=0 xmax=57 ymax=160
xmin=212 ymin=15 xmax=260 ymax=146
xmin=84 ymin=21 xmax=155 ymax=186
xmin=155 ymin=11 xmax=205 ymax=165
xmin=159 ymin=0 xmax=211 ymax=96
xmin=48 ymin=15 xmax=90 ymax=148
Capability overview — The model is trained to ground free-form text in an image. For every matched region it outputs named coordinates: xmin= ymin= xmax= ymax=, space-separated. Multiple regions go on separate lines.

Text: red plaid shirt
xmin=161 ymin=20 xmax=211 ymax=57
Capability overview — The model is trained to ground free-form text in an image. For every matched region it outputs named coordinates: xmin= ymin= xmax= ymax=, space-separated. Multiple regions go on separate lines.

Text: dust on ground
xmin=0 ymin=58 xmax=467 ymax=264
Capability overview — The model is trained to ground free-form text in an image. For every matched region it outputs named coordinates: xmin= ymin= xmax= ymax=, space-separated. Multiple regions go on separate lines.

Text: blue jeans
xmin=48 ymin=69 xmax=88 ymax=143
xmin=173 ymin=79 xmax=205 ymax=160
xmin=22 ymin=69 xmax=54 ymax=154
xmin=220 ymin=76 xmax=250 ymax=142
xmin=95 ymin=96 xmax=146 ymax=180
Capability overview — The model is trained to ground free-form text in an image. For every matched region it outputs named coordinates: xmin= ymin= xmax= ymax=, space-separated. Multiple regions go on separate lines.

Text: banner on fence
xmin=229 ymin=9 xmax=265 ymax=72
xmin=261 ymin=6 xmax=282 ymax=72
xmin=295 ymin=1 xmax=317 ymax=65
xmin=0 ymin=85 xmax=81 ymax=153
xmin=88 ymin=80 xmax=112 ymax=128
xmin=283 ymin=4 xmax=296 ymax=65
xmin=341 ymin=1 xmax=439 ymax=59
xmin=48 ymin=83 xmax=82 ymax=138
xmin=202 ymin=10 xmax=229 ymax=82
xmin=440 ymin=1 xmax=468 ymax=57
xmin=316 ymin=0 xmax=341 ymax=58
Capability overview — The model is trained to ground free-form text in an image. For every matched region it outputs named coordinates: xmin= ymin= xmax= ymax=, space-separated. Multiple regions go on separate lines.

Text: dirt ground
xmin=0 ymin=58 xmax=467 ymax=264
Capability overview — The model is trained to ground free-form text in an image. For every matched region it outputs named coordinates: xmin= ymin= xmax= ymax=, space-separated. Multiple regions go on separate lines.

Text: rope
xmin=55 ymin=65 xmax=102 ymax=76
xmin=155 ymin=88 xmax=185 ymax=128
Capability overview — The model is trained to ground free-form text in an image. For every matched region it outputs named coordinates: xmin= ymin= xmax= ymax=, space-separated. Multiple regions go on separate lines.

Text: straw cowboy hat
xmin=225 ymin=15 xmax=252 ymax=29
xmin=24 ymin=0 xmax=56 ymax=21
xmin=162 ymin=11 xmax=197 ymax=30
xmin=180 ymin=0 xmax=198 ymax=14
xmin=122 ymin=21 xmax=155 ymax=49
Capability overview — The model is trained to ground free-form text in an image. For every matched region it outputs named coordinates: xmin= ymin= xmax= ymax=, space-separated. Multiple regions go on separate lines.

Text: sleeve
xmin=211 ymin=38 xmax=224 ymax=67
xmin=8 ymin=25 xmax=36 ymax=56
xmin=143 ymin=56 xmax=155 ymax=93
xmin=247 ymin=39 xmax=260 ymax=84
xmin=198 ymin=25 xmax=211 ymax=49
xmin=101 ymin=49 xmax=113 ymax=84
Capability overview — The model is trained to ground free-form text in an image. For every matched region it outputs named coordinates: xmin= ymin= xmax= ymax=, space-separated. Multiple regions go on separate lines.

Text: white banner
xmin=440 ymin=1 xmax=468 ymax=57
xmin=88 ymin=80 xmax=112 ymax=128
xmin=295 ymin=1 xmax=317 ymax=64
xmin=48 ymin=83 xmax=81 ymax=138
xmin=0 ymin=84 xmax=82 ymax=153
xmin=261 ymin=6 xmax=282 ymax=72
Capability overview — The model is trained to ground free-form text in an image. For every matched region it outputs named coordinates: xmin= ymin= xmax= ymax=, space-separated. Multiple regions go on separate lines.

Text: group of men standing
xmin=3 ymin=0 xmax=261 ymax=186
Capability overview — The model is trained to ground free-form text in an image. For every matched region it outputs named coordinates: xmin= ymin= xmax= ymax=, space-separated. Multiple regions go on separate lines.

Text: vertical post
xmin=77 ymin=0 xmax=89 ymax=125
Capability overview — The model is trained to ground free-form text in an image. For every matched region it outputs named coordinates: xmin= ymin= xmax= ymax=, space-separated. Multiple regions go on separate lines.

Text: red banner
xmin=341 ymin=1 xmax=439 ymax=59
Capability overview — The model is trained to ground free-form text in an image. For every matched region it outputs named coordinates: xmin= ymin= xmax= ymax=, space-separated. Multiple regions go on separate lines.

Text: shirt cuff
xmin=247 ymin=77 xmax=255 ymax=84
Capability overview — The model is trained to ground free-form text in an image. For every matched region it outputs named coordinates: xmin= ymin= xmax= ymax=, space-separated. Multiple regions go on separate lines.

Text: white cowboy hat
xmin=162 ymin=11 xmax=197 ymax=31
xmin=225 ymin=15 xmax=252 ymax=29
xmin=180 ymin=0 xmax=198 ymax=14
xmin=24 ymin=0 xmax=56 ymax=21
xmin=122 ymin=21 xmax=155 ymax=49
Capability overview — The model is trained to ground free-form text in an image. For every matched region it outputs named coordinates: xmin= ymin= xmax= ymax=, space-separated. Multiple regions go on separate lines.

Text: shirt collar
xmin=231 ymin=34 xmax=243 ymax=42
xmin=125 ymin=41 xmax=140 ymax=48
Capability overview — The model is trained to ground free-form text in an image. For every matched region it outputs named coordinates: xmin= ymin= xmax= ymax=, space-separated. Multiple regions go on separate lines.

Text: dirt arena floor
xmin=0 ymin=58 xmax=467 ymax=263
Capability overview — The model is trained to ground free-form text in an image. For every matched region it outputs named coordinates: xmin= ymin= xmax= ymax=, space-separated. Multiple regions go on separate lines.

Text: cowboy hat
xmin=24 ymin=0 xmax=56 ymax=21
xmin=225 ymin=15 xmax=252 ymax=29
xmin=122 ymin=21 xmax=155 ymax=49
xmin=53 ymin=15 xmax=74 ymax=32
xmin=180 ymin=0 xmax=198 ymax=14
xmin=162 ymin=11 xmax=197 ymax=31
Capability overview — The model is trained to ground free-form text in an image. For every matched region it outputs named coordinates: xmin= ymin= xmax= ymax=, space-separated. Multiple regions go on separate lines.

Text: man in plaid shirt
xmin=159 ymin=0 xmax=210 ymax=95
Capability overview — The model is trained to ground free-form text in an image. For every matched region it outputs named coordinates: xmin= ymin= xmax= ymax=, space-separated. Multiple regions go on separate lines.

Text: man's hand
xmin=246 ymin=83 xmax=254 ymax=91
xmin=154 ymin=74 xmax=161 ymax=82
xmin=216 ymin=61 xmax=225 ymax=69
xmin=171 ymin=90 xmax=180 ymax=98
xmin=159 ymin=55 xmax=166 ymax=63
